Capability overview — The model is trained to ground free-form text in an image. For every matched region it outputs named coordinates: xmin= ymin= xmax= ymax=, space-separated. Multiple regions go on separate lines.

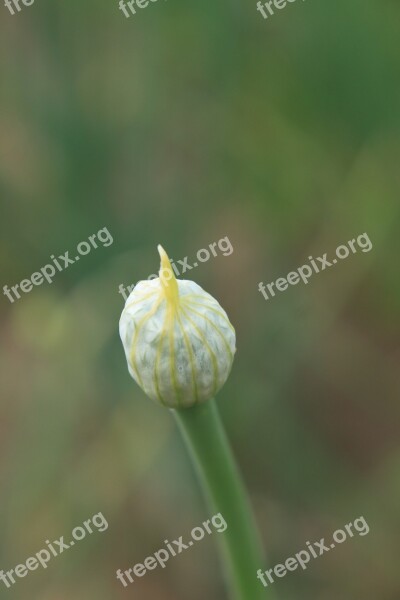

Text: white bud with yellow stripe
xmin=119 ymin=245 xmax=236 ymax=409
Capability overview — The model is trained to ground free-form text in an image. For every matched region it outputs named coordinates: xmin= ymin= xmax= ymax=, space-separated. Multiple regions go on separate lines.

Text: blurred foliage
xmin=0 ymin=0 xmax=400 ymax=598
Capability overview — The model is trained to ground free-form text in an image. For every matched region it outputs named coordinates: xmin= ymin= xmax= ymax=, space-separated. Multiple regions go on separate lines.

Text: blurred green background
xmin=1 ymin=0 xmax=400 ymax=598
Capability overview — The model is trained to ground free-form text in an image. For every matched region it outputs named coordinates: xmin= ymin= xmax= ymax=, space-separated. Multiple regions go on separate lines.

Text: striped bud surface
xmin=119 ymin=246 xmax=236 ymax=408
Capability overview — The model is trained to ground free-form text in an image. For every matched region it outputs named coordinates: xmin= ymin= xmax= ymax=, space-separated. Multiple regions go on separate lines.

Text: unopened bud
xmin=119 ymin=245 xmax=236 ymax=408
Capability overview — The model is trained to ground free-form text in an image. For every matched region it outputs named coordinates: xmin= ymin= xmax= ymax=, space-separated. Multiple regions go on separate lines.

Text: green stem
xmin=172 ymin=399 xmax=274 ymax=600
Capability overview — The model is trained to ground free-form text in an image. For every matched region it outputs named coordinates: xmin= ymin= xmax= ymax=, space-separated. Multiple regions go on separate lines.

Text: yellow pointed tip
xmin=157 ymin=244 xmax=179 ymax=308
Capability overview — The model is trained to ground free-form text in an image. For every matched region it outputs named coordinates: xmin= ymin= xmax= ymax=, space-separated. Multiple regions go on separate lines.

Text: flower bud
xmin=119 ymin=245 xmax=236 ymax=408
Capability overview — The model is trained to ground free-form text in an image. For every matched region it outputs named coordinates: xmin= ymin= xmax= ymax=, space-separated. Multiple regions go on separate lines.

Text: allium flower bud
xmin=119 ymin=245 xmax=236 ymax=408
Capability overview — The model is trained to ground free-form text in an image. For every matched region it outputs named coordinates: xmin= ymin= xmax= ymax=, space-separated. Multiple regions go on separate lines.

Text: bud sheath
xmin=119 ymin=246 xmax=236 ymax=408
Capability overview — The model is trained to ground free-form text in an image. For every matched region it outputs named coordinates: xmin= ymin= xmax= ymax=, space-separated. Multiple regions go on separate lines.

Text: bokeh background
xmin=1 ymin=0 xmax=400 ymax=598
